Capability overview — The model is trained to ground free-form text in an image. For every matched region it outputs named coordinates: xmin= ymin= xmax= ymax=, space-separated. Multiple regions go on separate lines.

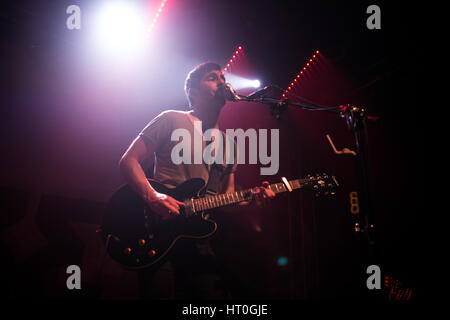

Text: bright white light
xmin=91 ymin=1 xmax=148 ymax=60
xmin=252 ymin=80 xmax=261 ymax=88
xmin=225 ymin=74 xmax=262 ymax=90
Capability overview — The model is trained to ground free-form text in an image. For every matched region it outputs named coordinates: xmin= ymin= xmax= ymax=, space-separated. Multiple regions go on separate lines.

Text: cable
xmin=272 ymin=85 xmax=342 ymax=112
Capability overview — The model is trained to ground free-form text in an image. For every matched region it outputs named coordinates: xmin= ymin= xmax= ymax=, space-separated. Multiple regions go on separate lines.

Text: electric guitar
xmin=100 ymin=174 xmax=339 ymax=269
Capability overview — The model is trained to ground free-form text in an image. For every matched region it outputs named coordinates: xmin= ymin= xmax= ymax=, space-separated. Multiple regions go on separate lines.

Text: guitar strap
xmin=204 ymin=130 xmax=229 ymax=196
xmin=205 ymin=163 xmax=223 ymax=196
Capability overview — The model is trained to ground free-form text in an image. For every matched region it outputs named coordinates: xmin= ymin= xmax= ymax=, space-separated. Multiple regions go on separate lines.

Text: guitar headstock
xmin=303 ymin=173 xmax=340 ymax=196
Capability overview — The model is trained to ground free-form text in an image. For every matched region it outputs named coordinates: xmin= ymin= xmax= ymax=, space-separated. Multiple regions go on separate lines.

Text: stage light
xmin=225 ymin=74 xmax=262 ymax=91
xmin=252 ymin=80 xmax=261 ymax=88
xmin=224 ymin=49 xmax=237 ymax=74
xmin=149 ymin=0 xmax=169 ymax=33
xmin=277 ymin=257 xmax=288 ymax=266
xmin=238 ymin=46 xmax=243 ymax=50
xmin=91 ymin=1 xmax=148 ymax=59
xmin=283 ymin=49 xmax=321 ymax=96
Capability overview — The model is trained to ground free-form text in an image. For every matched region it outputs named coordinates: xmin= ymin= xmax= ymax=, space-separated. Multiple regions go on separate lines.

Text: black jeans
xmin=137 ymin=239 xmax=231 ymax=299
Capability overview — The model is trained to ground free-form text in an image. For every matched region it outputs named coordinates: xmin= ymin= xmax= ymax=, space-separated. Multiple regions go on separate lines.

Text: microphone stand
xmin=242 ymin=95 xmax=380 ymax=297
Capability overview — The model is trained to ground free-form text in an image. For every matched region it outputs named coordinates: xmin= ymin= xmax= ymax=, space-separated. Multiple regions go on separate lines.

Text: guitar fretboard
xmin=191 ymin=179 xmax=306 ymax=213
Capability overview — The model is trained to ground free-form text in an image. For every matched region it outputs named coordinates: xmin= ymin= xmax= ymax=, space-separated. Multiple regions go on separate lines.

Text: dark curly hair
xmin=184 ymin=62 xmax=222 ymax=107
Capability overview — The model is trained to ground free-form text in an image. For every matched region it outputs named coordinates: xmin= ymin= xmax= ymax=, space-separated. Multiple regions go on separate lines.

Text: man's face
xmin=192 ymin=69 xmax=226 ymax=109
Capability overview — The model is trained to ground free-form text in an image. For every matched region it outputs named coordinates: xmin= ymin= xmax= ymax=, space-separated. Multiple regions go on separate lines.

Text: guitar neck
xmin=191 ymin=178 xmax=305 ymax=212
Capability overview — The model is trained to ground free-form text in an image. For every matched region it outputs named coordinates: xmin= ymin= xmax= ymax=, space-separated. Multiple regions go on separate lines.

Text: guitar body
xmin=100 ymin=173 xmax=339 ymax=269
xmin=100 ymin=178 xmax=217 ymax=269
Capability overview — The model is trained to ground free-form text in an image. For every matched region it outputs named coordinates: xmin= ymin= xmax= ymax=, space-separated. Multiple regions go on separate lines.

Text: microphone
xmin=245 ymin=85 xmax=274 ymax=101
xmin=221 ymin=83 xmax=242 ymax=102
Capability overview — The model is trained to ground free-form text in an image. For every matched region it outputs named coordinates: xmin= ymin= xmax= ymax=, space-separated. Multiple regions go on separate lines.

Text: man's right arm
xmin=119 ymin=136 xmax=183 ymax=218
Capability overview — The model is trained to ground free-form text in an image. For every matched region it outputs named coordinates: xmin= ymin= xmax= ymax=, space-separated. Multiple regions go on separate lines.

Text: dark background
xmin=0 ymin=0 xmax=421 ymax=300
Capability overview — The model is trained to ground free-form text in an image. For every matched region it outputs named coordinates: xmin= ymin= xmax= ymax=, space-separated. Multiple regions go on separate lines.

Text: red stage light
xmin=283 ymin=49 xmax=321 ymax=95
xmin=224 ymin=45 xmax=245 ymax=74
xmin=148 ymin=0 xmax=169 ymax=33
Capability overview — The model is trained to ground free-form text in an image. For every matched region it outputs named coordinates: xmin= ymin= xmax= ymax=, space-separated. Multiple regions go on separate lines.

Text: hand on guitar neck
xmin=239 ymin=181 xmax=276 ymax=208
xmin=147 ymin=180 xmax=275 ymax=219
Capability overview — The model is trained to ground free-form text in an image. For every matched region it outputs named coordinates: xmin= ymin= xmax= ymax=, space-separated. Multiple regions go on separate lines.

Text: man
xmin=119 ymin=62 xmax=275 ymax=299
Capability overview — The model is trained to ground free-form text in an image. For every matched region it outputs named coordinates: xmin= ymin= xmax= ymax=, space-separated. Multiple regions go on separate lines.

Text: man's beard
xmin=213 ymin=88 xmax=227 ymax=107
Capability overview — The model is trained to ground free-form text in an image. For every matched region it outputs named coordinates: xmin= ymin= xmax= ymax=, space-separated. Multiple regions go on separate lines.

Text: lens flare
xmin=225 ymin=74 xmax=262 ymax=90
xmin=91 ymin=1 xmax=148 ymax=60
